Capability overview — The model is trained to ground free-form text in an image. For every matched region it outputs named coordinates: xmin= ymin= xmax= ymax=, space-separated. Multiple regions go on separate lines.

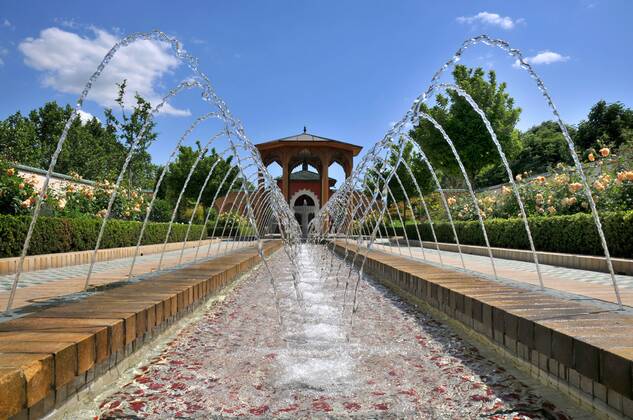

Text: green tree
xmin=104 ymin=80 xmax=158 ymax=191
xmin=512 ymin=121 xmax=576 ymax=175
xmin=0 ymin=102 xmax=125 ymax=180
xmin=575 ymin=100 xmax=633 ymax=151
xmin=410 ymin=65 xmax=522 ymax=187
xmin=0 ymin=112 xmax=40 ymax=165
xmin=387 ymin=141 xmax=434 ymax=203
xmin=158 ymin=143 xmax=239 ymax=221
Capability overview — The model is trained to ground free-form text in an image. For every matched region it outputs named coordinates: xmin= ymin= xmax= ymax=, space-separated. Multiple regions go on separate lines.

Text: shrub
xmin=0 ymin=215 xmax=207 ymax=258
xmin=391 ymin=211 xmax=633 ymax=258
xmin=149 ymin=198 xmax=173 ymax=222
xmin=0 ymin=161 xmax=38 ymax=215
xmin=209 ymin=211 xmax=252 ymax=237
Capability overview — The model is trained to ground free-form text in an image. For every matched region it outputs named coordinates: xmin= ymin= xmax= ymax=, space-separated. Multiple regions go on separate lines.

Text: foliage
xmin=0 ymin=102 xmax=125 ymax=180
xmin=512 ymin=121 xmax=576 ymax=175
xmin=440 ymin=147 xmax=633 ymax=222
xmin=387 ymin=141 xmax=434 ymax=204
xmin=392 ymin=210 xmax=633 ymax=258
xmin=55 ymin=178 xmax=149 ymax=221
xmin=157 ymin=144 xmax=239 ymax=222
xmin=575 ymin=100 xmax=633 ymax=151
xmin=410 ymin=65 xmax=522 ymax=186
xmin=0 ymin=160 xmax=38 ymax=215
xmin=104 ymin=80 xmax=159 ymax=190
xmin=209 ymin=211 xmax=252 ymax=237
xmin=0 ymin=214 xmax=207 ymax=258
xmin=0 ymin=158 xmax=170 ymax=222
xmin=149 ymin=198 xmax=173 ymax=222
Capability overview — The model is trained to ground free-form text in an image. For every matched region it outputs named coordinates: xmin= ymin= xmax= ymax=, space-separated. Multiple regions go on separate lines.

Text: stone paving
xmin=0 ymin=241 xmax=254 ymax=313
xmin=364 ymin=240 xmax=633 ymax=307
xmin=66 ymin=245 xmax=590 ymax=419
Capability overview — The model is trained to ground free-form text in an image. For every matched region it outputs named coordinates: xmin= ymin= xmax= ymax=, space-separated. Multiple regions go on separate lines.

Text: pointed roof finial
xmin=303 ymin=126 xmax=307 ymax=134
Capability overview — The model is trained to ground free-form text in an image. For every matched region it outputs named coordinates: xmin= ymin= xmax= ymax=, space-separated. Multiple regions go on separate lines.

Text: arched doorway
xmin=290 ymin=189 xmax=319 ymax=238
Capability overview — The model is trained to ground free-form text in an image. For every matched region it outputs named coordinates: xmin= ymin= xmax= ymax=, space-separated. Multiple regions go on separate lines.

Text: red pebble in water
xmin=388 ymin=369 xmax=397 ymax=377
xmin=133 ymin=389 xmax=145 ymax=396
xmin=343 ymin=402 xmax=361 ymax=411
xmin=249 ymin=405 xmax=269 ymax=415
xmin=129 ymin=401 xmax=145 ymax=412
xmin=275 ymin=403 xmax=299 ymax=413
xmin=490 ymin=401 xmax=505 ymax=411
xmin=170 ymin=382 xmax=187 ymax=391
xmin=149 ymin=382 xmax=164 ymax=390
xmin=109 ymin=401 xmax=121 ymax=409
xmin=253 ymin=384 xmax=263 ymax=390
xmin=135 ymin=375 xmax=151 ymax=384
xmin=470 ymin=395 xmax=490 ymax=402
xmin=312 ymin=399 xmax=333 ymax=412
xmin=371 ymin=391 xmax=385 ymax=396
xmin=399 ymin=388 xmax=417 ymax=397
xmin=265 ymin=353 xmax=277 ymax=360
xmin=432 ymin=386 xmax=446 ymax=394
xmin=373 ymin=403 xmax=389 ymax=410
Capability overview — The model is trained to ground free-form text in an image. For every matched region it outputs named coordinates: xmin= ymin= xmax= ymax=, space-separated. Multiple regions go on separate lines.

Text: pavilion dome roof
xmin=256 ymin=130 xmax=362 ymax=156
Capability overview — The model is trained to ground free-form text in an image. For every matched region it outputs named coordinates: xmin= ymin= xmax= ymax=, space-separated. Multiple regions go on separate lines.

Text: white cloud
xmin=77 ymin=109 xmax=100 ymax=125
xmin=19 ymin=27 xmax=190 ymax=116
xmin=2 ymin=19 xmax=12 ymax=28
xmin=513 ymin=51 xmax=570 ymax=68
xmin=456 ymin=12 xmax=520 ymax=30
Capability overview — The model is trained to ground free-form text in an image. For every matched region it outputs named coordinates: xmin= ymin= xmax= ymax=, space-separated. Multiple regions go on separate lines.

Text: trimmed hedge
xmin=391 ymin=211 xmax=633 ymax=258
xmin=0 ymin=215 xmax=208 ymax=258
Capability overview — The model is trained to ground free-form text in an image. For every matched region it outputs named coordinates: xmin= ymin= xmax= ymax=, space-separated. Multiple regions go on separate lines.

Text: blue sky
xmin=1 ymin=1 xmax=632 ymax=183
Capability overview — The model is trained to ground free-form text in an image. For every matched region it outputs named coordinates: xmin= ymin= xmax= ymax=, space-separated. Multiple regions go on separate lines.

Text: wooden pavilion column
xmin=281 ymin=156 xmax=290 ymax=202
xmin=344 ymin=155 xmax=353 ymax=179
xmin=320 ymin=153 xmax=330 ymax=208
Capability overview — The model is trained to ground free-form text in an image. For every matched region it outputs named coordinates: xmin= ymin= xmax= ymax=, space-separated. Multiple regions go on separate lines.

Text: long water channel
xmin=62 ymin=246 xmax=591 ymax=419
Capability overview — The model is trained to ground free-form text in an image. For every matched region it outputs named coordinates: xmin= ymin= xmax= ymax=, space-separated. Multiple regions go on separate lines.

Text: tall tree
xmin=0 ymin=102 xmax=125 ymax=180
xmin=104 ymin=80 xmax=158 ymax=191
xmin=575 ymin=100 xmax=633 ymax=151
xmin=512 ymin=121 xmax=576 ymax=175
xmin=158 ymin=143 xmax=239 ymax=221
xmin=387 ymin=141 xmax=434 ymax=203
xmin=410 ymin=65 xmax=522 ymax=187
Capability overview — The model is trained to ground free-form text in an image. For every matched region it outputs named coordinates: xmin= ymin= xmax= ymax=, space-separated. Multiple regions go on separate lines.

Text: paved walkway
xmin=353 ymin=240 xmax=633 ymax=308
xmin=0 ymin=241 xmax=255 ymax=313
